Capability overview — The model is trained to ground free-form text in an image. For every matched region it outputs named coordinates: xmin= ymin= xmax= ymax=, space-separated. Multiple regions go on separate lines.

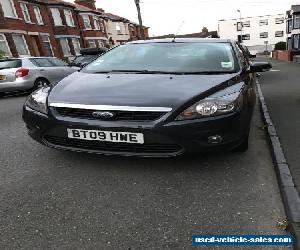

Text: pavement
xmin=258 ymin=57 xmax=300 ymax=249
xmin=0 ymin=94 xmax=288 ymax=249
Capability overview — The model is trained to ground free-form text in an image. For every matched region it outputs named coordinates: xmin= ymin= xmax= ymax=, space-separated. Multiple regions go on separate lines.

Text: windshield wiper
xmin=92 ymin=70 xmax=236 ymax=75
xmin=93 ymin=70 xmax=180 ymax=74
xmin=180 ymin=71 xmax=236 ymax=75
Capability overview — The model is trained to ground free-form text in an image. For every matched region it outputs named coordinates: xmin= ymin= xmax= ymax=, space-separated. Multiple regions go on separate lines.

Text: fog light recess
xmin=208 ymin=135 xmax=223 ymax=144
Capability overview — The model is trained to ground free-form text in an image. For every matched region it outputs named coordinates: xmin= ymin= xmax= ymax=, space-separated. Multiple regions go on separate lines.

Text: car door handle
xmin=39 ymin=69 xmax=45 ymax=72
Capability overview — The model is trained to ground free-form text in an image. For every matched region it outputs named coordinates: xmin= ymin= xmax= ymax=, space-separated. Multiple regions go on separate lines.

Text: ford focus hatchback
xmin=23 ymin=38 xmax=271 ymax=157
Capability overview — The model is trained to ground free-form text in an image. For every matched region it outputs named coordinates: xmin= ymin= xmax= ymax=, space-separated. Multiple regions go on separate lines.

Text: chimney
xmin=74 ymin=0 xmax=96 ymax=10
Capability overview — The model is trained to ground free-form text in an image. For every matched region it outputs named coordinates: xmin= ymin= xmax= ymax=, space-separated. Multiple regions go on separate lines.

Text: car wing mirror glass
xmin=249 ymin=62 xmax=272 ymax=73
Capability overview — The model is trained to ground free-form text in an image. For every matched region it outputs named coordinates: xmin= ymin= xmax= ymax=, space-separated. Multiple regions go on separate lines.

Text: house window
xmin=93 ymin=18 xmax=100 ymax=30
xmin=88 ymin=40 xmax=96 ymax=48
xmin=275 ymin=31 xmax=284 ymax=37
xmin=259 ymin=19 xmax=268 ymax=26
xmin=50 ymin=8 xmax=63 ymax=26
xmin=20 ymin=3 xmax=31 ymax=23
xmin=294 ymin=14 xmax=300 ymax=29
xmin=12 ymin=34 xmax=29 ymax=56
xmin=242 ymin=21 xmax=250 ymax=27
xmin=116 ymin=23 xmax=122 ymax=34
xmin=64 ymin=9 xmax=74 ymax=27
xmin=293 ymin=34 xmax=300 ymax=49
xmin=287 ymin=19 xmax=293 ymax=34
xmin=59 ymin=38 xmax=71 ymax=56
xmin=275 ymin=17 xmax=284 ymax=24
xmin=72 ymin=38 xmax=81 ymax=55
xmin=97 ymin=40 xmax=104 ymax=47
xmin=260 ymin=32 xmax=268 ymax=38
xmin=100 ymin=22 xmax=105 ymax=32
xmin=242 ymin=34 xmax=250 ymax=40
xmin=82 ymin=15 xmax=91 ymax=29
xmin=33 ymin=6 xmax=43 ymax=25
xmin=0 ymin=33 xmax=12 ymax=56
xmin=41 ymin=36 xmax=53 ymax=56
xmin=1 ymin=0 xmax=17 ymax=18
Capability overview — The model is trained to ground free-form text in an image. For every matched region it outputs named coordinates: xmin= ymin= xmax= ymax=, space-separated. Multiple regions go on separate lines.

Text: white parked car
xmin=0 ymin=57 xmax=79 ymax=93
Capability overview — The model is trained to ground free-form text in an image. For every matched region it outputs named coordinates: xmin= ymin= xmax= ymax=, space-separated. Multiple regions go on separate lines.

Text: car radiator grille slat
xmin=54 ymin=107 xmax=167 ymax=121
xmin=44 ymin=136 xmax=182 ymax=154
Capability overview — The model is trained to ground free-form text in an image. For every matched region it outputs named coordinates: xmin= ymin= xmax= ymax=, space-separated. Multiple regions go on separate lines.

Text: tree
xmin=274 ymin=41 xmax=287 ymax=50
xmin=202 ymin=27 xmax=208 ymax=34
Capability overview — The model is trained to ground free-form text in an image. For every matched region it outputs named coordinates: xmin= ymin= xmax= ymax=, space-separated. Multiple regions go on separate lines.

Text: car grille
xmin=43 ymin=136 xmax=183 ymax=155
xmin=53 ymin=107 xmax=167 ymax=121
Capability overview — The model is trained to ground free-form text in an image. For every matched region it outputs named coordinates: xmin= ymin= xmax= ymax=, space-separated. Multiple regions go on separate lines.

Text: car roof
xmin=128 ymin=38 xmax=233 ymax=44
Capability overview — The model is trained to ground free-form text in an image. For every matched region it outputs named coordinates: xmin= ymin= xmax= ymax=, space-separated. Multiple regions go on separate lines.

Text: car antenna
xmin=172 ymin=21 xmax=185 ymax=42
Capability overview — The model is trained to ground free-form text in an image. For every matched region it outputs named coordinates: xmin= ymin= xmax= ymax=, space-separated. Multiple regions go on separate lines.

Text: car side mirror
xmin=249 ymin=54 xmax=256 ymax=58
xmin=249 ymin=62 xmax=272 ymax=73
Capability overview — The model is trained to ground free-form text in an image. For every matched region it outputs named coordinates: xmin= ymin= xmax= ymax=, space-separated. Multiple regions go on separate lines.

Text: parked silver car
xmin=0 ymin=57 xmax=79 ymax=93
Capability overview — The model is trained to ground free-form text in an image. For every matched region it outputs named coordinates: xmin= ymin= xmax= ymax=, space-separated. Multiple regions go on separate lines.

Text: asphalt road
xmin=0 ymin=94 xmax=287 ymax=250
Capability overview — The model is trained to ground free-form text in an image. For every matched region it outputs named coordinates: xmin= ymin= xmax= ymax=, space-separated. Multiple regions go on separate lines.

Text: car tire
xmin=33 ymin=78 xmax=49 ymax=90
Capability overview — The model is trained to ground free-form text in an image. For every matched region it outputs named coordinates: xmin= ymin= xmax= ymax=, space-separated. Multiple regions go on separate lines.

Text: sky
xmin=66 ymin=0 xmax=300 ymax=36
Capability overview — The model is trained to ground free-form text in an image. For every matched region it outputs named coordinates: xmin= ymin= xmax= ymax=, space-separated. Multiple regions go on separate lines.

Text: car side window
xmin=30 ymin=58 xmax=53 ymax=67
xmin=48 ymin=58 xmax=68 ymax=67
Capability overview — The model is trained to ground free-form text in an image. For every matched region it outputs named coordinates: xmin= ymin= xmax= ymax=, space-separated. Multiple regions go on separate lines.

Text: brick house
xmin=0 ymin=0 xmax=149 ymax=61
xmin=286 ymin=5 xmax=300 ymax=51
xmin=0 ymin=0 xmax=82 ymax=61
xmin=74 ymin=0 xmax=108 ymax=48
xmin=129 ymin=21 xmax=149 ymax=41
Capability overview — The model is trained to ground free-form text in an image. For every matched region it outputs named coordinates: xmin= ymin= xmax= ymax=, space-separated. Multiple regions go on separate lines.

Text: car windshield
xmin=0 ymin=59 xmax=22 ymax=70
xmin=83 ymin=42 xmax=238 ymax=74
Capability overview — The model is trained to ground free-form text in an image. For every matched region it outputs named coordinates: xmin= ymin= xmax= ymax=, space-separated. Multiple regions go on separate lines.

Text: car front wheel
xmin=34 ymin=78 xmax=49 ymax=90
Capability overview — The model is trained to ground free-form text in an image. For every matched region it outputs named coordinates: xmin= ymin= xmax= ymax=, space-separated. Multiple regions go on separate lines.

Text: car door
xmin=47 ymin=57 xmax=78 ymax=81
xmin=29 ymin=58 xmax=58 ymax=83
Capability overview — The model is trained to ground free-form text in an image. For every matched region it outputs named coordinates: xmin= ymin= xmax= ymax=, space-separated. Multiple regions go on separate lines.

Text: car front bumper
xmin=22 ymin=105 xmax=251 ymax=157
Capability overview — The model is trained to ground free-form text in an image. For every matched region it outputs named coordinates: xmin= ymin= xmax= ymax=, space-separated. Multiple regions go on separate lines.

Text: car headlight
xmin=25 ymin=87 xmax=50 ymax=114
xmin=176 ymin=91 xmax=243 ymax=121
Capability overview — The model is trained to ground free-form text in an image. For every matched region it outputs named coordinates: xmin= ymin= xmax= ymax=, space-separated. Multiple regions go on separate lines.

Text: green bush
xmin=274 ymin=41 xmax=287 ymax=50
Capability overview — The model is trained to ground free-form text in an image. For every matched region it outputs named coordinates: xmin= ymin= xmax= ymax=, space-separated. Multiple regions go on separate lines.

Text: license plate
xmin=67 ymin=128 xmax=144 ymax=144
xmin=0 ymin=75 xmax=6 ymax=80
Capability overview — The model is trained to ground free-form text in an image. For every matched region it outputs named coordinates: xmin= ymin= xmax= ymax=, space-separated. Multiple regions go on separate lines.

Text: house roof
xmin=291 ymin=5 xmax=300 ymax=13
xmin=38 ymin=0 xmax=75 ymax=7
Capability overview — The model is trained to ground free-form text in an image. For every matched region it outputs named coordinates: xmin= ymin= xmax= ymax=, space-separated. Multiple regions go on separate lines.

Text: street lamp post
xmin=237 ymin=10 xmax=243 ymax=43
xmin=134 ymin=0 xmax=145 ymax=40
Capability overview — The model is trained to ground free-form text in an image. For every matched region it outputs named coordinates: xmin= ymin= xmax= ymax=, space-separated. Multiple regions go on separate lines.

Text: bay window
xmin=1 ymin=0 xmax=17 ymax=18
xmin=50 ymin=8 xmax=63 ymax=26
xmin=33 ymin=6 xmax=43 ymax=25
xmin=82 ymin=15 xmax=91 ymax=29
xmin=72 ymin=38 xmax=81 ymax=55
xmin=0 ymin=33 xmax=12 ymax=56
xmin=41 ymin=36 xmax=53 ymax=56
xmin=12 ymin=34 xmax=30 ymax=56
xmin=64 ymin=9 xmax=75 ymax=27
xmin=20 ymin=3 xmax=31 ymax=23
xmin=59 ymin=38 xmax=71 ymax=56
